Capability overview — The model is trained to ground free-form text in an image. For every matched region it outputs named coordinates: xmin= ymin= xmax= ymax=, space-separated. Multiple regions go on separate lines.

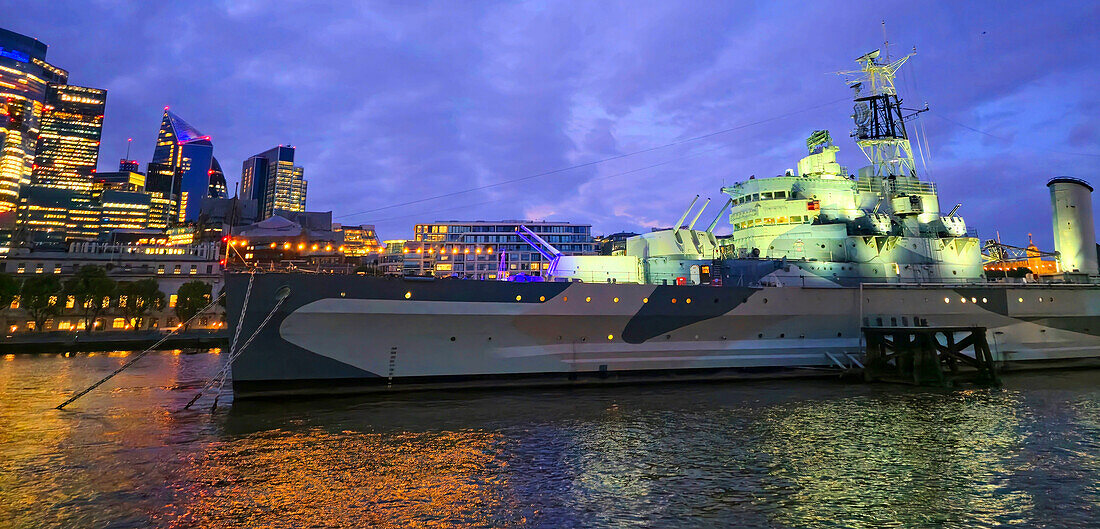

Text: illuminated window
xmin=112 ymin=318 xmax=125 ymax=329
xmin=173 ymin=265 xmax=181 ymax=274
xmin=65 ymin=296 xmax=75 ymax=309
xmin=35 ymin=264 xmax=43 ymax=274
xmin=118 ymin=296 xmax=127 ymax=308
xmin=190 ymin=265 xmax=197 ymax=275
xmin=169 ymin=294 xmax=177 ymax=308
xmin=157 ymin=265 xmax=165 ymax=274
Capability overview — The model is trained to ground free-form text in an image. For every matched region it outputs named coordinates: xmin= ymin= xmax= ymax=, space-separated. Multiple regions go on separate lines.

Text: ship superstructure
xmin=720 ymin=49 xmax=980 ymax=286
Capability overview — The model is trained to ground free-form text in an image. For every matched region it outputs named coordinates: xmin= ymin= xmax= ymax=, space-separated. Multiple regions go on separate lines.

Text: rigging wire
xmin=931 ymin=113 xmax=1100 ymax=159
xmin=361 ymin=140 xmax=734 ymax=226
xmin=335 ymin=96 xmax=851 ymax=220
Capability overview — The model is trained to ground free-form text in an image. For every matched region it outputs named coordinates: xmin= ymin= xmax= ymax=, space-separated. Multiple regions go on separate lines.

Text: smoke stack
xmin=1047 ymin=177 xmax=1098 ymax=275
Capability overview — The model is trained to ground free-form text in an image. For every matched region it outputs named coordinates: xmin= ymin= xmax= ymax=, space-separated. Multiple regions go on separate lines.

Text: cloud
xmin=1 ymin=0 xmax=1097 ymax=249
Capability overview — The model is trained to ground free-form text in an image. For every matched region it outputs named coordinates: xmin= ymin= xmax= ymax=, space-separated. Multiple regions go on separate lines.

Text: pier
xmin=862 ymin=326 xmax=1000 ymax=387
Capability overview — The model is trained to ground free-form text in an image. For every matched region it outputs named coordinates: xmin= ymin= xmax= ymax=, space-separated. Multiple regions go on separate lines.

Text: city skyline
xmin=2 ymin=2 xmax=1098 ymax=245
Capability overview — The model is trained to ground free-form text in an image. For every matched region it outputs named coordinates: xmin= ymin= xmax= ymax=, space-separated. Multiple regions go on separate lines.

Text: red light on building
xmin=806 ymin=200 xmax=820 ymax=211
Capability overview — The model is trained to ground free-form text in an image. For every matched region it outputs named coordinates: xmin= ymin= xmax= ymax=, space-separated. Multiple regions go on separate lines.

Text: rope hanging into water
xmin=54 ymin=292 xmax=226 ymax=410
xmin=182 ymin=282 xmax=289 ymax=411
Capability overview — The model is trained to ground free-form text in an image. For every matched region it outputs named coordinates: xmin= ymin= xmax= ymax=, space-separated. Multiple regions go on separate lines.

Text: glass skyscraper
xmin=241 ymin=145 xmax=306 ymax=220
xmin=31 ymin=84 xmax=106 ymax=191
xmin=148 ymin=109 xmax=225 ymax=224
xmin=0 ymin=28 xmax=68 ymax=213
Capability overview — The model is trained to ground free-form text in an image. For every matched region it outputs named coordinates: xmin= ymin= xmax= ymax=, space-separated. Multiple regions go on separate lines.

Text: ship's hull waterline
xmin=226 ymin=273 xmax=1100 ymax=397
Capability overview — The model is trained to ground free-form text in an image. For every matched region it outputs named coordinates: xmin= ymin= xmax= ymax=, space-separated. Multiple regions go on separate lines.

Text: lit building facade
xmin=31 ymin=84 xmax=106 ymax=191
xmin=98 ymin=190 xmax=152 ymax=235
xmin=1 ymin=241 xmax=225 ymax=331
xmin=409 ymin=220 xmax=595 ymax=279
xmin=94 ymin=170 xmax=145 ymax=192
xmin=0 ymin=28 xmax=68 ymax=213
xmin=228 ymin=213 xmax=349 ymax=272
xmin=148 ymin=109 xmax=226 ymax=224
xmin=333 ymin=223 xmax=380 ymax=256
xmin=241 ymin=145 xmax=306 ymax=220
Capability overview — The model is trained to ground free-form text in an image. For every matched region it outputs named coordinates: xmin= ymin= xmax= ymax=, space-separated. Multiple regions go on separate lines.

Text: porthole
xmin=340 ymin=292 xmax=346 ymax=297
xmin=685 ymin=298 xmax=692 ymax=304
xmin=1018 ymin=297 xmax=1023 ymax=303
xmin=779 ymin=333 xmax=785 ymax=338
xmin=402 ymin=291 xmax=412 ymax=299
xmin=763 ymin=298 xmax=768 ymax=304
xmin=449 ymin=336 xmax=456 ymax=341
xmin=982 ymin=297 xmax=988 ymax=303
xmin=960 ymin=298 xmax=966 ymax=303
xmin=714 ymin=298 xmax=720 ymax=303
xmin=944 ymin=297 xmax=950 ymax=303
xmin=971 ymin=297 xmax=977 ymax=303
xmin=607 ymin=334 xmax=614 ymax=341
xmin=539 ymin=296 xmax=546 ymax=302
xmin=671 ymin=298 xmax=677 ymax=303
xmin=585 ymin=296 xmax=591 ymax=303
xmin=516 ymin=295 xmax=522 ymax=301
xmin=613 ymin=297 xmax=619 ymax=303
xmin=563 ymin=296 xmax=568 ymax=302
xmin=1038 ymin=297 xmax=1043 ymax=303
xmin=757 ymin=333 xmax=763 ymax=338
xmin=643 ymin=297 xmax=649 ymax=303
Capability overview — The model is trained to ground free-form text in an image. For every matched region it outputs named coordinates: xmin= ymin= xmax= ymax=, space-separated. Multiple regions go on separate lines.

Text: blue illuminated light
xmin=0 ymin=48 xmax=30 ymax=63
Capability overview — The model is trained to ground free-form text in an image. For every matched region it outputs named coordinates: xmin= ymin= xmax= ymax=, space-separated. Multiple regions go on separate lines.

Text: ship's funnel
xmin=675 ymin=195 xmax=700 ymax=229
xmin=687 ymin=198 xmax=710 ymax=230
xmin=1048 ymin=177 xmax=1098 ymax=275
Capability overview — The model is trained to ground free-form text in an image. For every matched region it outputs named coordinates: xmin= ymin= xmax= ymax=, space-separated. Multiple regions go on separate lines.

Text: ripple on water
xmin=0 ymin=351 xmax=1097 ymax=528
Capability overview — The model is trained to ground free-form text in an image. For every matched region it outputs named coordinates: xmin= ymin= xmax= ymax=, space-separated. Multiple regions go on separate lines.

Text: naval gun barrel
xmin=707 ymin=198 xmax=734 ymax=233
xmin=688 ymin=198 xmax=711 ymax=230
xmin=675 ymin=195 xmax=700 ymax=229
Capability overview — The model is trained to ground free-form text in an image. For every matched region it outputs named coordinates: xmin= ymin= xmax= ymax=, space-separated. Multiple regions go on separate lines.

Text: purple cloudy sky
xmin=4 ymin=1 xmax=1099 ymax=246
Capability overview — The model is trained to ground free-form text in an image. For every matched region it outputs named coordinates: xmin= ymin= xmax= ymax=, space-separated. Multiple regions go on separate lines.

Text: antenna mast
xmin=839 ymin=46 xmax=927 ymax=178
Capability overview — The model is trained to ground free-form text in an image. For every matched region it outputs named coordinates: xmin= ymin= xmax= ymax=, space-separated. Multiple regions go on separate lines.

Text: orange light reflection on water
xmin=160 ymin=429 xmax=515 ymax=528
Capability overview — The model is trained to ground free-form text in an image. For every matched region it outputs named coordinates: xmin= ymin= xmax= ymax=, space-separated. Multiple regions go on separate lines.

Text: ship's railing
xmin=856 ymin=178 xmax=937 ymax=195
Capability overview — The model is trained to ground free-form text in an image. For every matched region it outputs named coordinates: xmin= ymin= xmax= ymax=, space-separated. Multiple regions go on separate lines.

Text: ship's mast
xmin=841 ymin=49 xmax=924 ymax=178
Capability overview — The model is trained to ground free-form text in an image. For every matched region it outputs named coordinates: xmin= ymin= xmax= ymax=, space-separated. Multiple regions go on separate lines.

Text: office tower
xmin=98 ymin=189 xmax=152 ymax=236
xmin=119 ymin=158 xmax=139 ymax=172
xmin=31 ymin=84 xmax=106 ymax=191
xmin=15 ymin=186 xmax=82 ymax=247
xmin=149 ymin=108 xmax=223 ymax=223
xmin=208 ymin=156 xmax=227 ymax=199
xmin=0 ymin=28 xmax=68 ymax=212
xmin=240 ymin=145 xmax=306 ymax=220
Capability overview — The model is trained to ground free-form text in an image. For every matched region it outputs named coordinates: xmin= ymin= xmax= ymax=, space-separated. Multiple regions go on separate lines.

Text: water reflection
xmin=0 ymin=352 xmax=1097 ymax=528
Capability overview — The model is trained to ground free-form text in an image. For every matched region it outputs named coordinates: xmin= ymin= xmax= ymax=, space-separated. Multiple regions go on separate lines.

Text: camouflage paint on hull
xmin=227 ymin=274 xmax=1100 ymax=397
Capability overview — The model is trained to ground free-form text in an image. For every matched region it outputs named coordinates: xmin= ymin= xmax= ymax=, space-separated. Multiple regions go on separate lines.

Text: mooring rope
xmin=181 ymin=284 xmax=289 ymax=411
xmin=54 ymin=293 xmax=225 ymax=410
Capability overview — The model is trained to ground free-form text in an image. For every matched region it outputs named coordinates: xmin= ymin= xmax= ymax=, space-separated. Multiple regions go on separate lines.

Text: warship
xmin=227 ymin=49 xmax=1100 ymax=397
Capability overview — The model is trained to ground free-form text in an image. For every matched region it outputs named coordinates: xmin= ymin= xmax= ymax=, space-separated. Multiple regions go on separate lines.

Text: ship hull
xmin=227 ymin=274 xmax=1100 ymax=397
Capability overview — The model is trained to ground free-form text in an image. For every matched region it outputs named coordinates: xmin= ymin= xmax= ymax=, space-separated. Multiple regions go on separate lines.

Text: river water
xmin=0 ymin=351 xmax=1097 ymax=528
